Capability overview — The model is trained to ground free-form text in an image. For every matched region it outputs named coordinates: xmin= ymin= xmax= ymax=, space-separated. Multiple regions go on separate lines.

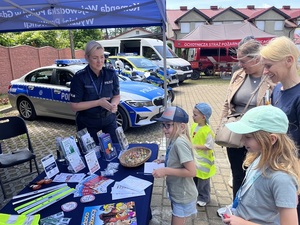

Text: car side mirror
xmin=66 ymin=82 xmax=71 ymax=87
xmin=151 ymin=53 xmax=160 ymax=60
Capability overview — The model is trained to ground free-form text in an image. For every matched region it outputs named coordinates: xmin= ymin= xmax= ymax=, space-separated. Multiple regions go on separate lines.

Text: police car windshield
xmin=128 ymin=57 xmax=158 ymax=68
xmin=154 ymin=46 xmax=178 ymax=58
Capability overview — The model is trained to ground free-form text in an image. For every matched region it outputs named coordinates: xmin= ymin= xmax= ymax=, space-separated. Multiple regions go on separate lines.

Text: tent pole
xmin=162 ymin=25 xmax=168 ymax=107
xmin=68 ymin=30 xmax=75 ymax=59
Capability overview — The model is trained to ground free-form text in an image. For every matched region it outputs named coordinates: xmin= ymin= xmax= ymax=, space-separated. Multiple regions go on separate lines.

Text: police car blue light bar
xmin=117 ymin=53 xmax=138 ymax=56
xmin=55 ymin=59 xmax=87 ymax=66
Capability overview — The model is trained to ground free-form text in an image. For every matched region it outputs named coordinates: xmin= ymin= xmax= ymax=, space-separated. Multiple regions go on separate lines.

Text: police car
xmin=108 ymin=54 xmax=179 ymax=86
xmin=8 ymin=59 xmax=166 ymax=131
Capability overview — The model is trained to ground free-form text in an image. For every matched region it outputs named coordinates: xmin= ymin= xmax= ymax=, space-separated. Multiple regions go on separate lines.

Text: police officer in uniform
xmin=70 ymin=40 xmax=120 ymax=144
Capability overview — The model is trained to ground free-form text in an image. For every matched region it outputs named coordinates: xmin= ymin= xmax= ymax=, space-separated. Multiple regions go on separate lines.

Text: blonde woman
xmin=260 ymin=35 xmax=300 ymax=225
xmin=70 ymin=40 xmax=120 ymax=144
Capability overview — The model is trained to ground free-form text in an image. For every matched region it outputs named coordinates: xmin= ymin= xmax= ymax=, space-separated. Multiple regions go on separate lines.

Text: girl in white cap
xmin=223 ymin=105 xmax=300 ymax=225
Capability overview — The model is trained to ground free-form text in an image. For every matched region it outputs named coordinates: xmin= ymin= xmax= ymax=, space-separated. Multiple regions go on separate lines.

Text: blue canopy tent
xmin=0 ymin=0 xmax=168 ymax=105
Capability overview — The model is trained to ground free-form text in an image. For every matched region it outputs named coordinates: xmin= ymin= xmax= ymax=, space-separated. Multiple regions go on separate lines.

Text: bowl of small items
xmin=119 ymin=147 xmax=152 ymax=167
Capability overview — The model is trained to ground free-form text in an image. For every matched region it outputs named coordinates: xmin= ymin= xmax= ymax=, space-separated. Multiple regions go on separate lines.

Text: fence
xmin=0 ymin=45 xmax=85 ymax=93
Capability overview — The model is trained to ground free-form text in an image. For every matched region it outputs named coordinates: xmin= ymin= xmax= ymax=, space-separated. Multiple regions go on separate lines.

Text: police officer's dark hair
xmin=85 ymin=40 xmax=103 ymax=57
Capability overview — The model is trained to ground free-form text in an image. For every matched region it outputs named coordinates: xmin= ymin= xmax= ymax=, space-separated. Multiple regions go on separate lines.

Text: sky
xmin=166 ymin=0 xmax=300 ymax=9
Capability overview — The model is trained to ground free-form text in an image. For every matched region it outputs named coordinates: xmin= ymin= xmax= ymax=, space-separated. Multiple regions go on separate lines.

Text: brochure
xmin=74 ymin=174 xmax=114 ymax=197
xmin=53 ymin=173 xmax=86 ymax=183
xmin=115 ymin=126 xmax=129 ymax=152
xmin=66 ymin=152 xmax=86 ymax=173
xmin=60 ymin=136 xmax=81 ymax=157
xmin=77 ymin=128 xmax=101 ymax=158
xmin=118 ymin=175 xmax=152 ymax=193
xmin=81 ymin=201 xmax=137 ymax=225
xmin=111 ymin=182 xmax=145 ymax=200
xmin=41 ymin=154 xmax=59 ymax=179
xmin=97 ymin=132 xmax=117 ymax=161
xmin=84 ymin=150 xmax=100 ymax=174
xmin=144 ymin=162 xmax=165 ymax=173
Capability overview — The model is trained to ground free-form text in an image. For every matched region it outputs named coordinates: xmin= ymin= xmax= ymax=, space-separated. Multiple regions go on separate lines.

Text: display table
xmin=0 ymin=143 xmax=159 ymax=225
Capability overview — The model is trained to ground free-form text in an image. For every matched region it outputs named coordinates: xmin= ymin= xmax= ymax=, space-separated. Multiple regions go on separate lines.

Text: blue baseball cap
xmin=155 ymin=106 xmax=189 ymax=123
xmin=195 ymin=102 xmax=212 ymax=124
xmin=226 ymin=105 xmax=288 ymax=134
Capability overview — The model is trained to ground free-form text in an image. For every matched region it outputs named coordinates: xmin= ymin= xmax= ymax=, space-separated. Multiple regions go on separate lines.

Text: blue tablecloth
xmin=0 ymin=143 xmax=159 ymax=225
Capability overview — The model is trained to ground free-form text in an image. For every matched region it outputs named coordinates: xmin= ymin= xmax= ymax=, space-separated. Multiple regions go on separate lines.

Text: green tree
xmin=72 ymin=29 xmax=103 ymax=49
xmin=0 ymin=29 xmax=103 ymax=49
xmin=0 ymin=32 xmax=18 ymax=46
xmin=13 ymin=30 xmax=69 ymax=48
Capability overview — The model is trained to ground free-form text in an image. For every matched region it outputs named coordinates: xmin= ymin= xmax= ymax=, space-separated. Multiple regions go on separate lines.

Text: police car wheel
xmin=116 ymin=107 xmax=129 ymax=131
xmin=17 ymin=98 xmax=37 ymax=121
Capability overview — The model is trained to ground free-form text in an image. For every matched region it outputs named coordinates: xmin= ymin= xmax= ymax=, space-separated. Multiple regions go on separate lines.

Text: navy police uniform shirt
xmin=70 ymin=65 xmax=120 ymax=115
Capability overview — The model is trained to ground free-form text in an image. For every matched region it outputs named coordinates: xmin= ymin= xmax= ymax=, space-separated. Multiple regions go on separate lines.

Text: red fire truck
xmin=186 ymin=47 xmax=238 ymax=79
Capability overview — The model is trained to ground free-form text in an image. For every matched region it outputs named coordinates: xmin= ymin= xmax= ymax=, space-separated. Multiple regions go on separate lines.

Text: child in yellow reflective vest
xmin=190 ymin=102 xmax=216 ymax=207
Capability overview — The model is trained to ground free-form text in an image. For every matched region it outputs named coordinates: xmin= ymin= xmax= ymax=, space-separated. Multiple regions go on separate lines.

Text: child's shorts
xmin=171 ymin=200 xmax=197 ymax=218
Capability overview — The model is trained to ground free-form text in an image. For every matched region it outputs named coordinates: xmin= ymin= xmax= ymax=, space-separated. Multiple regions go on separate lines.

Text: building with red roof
xmin=167 ymin=5 xmax=300 ymax=41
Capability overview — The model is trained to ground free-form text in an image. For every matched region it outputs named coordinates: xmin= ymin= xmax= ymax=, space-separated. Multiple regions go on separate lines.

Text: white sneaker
xmin=197 ymin=201 xmax=207 ymax=207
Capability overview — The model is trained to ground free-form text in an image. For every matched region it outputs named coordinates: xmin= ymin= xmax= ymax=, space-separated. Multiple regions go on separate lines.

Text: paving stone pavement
xmin=0 ymin=78 xmax=233 ymax=224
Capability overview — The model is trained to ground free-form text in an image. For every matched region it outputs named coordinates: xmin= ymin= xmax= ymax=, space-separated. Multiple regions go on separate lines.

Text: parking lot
xmin=0 ymin=78 xmax=233 ymax=225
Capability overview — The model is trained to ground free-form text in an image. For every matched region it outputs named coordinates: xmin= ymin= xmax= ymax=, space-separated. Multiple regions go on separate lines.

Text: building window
xmin=181 ymin=23 xmax=190 ymax=33
xmin=274 ymin=21 xmax=283 ymax=31
xmin=136 ymin=31 xmax=140 ymax=35
xmin=256 ymin=21 xmax=265 ymax=30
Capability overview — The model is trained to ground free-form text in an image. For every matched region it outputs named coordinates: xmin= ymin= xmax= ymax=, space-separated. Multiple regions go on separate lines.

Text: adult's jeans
xmin=226 ymin=146 xmax=247 ymax=199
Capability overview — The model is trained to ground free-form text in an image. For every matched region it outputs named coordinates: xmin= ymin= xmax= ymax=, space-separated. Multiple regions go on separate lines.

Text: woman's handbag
xmin=215 ymin=114 xmax=243 ymax=148
xmin=215 ymin=75 xmax=267 ymax=148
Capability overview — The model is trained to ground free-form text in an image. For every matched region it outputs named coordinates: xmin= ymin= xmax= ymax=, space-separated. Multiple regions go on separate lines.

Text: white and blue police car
xmin=8 ymin=59 xmax=166 ymax=131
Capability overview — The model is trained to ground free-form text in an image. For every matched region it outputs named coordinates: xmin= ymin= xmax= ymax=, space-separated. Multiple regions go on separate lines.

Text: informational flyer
xmin=144 ymin=162 xmax=165 ymax=173
xmin=53 ymin=173 xmax=86 ymax=183
xmin=41 ymin=154 xmax=59 ymax=178
xmin=118 ymin=175 xmax=152 ymax=193
xmin=74 ymin=174 xmax=114 ymax=197
xmin=66 ymin=152 xmax=86 ymax=173
xmin=84 ymin=150 xmax=100 ymax=174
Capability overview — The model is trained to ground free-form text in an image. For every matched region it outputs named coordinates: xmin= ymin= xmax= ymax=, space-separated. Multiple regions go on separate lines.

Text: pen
xmin=136 ymin=172 xmax=152 ymax=175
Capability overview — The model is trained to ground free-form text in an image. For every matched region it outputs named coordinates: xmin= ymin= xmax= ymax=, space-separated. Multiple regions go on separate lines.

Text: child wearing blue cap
xmin=222 ymin=105 xmax=300 ymax=225
xmin=191 ymin=102 xmax=216 ymax=207
xmin=153 ymin=106 xmax=198 ymax=225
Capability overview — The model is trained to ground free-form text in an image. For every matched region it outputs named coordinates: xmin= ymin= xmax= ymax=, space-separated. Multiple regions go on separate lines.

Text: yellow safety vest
xmin=190 ymin=123 xmax=216 ymax=179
